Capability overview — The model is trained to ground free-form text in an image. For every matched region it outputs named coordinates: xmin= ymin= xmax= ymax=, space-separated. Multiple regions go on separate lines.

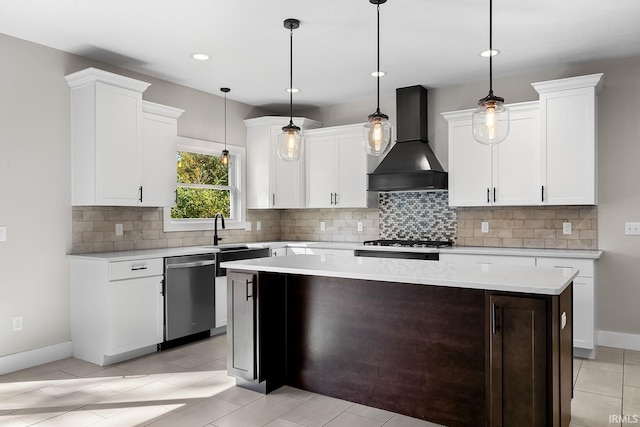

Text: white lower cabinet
xmin=271 ymin=247 xmax=287 ymax=257
xmin=215 ymin=276 xmax=227 ymax=328
xmin=70 ymin=257 xmax=164 ymax=365
xmin=536 ymin=256 xmax=596 ymax=355
xmin=441 ymin=252 xmax=597 ymax=356
xmin=108 ymin=275 xmax=164 ymax=355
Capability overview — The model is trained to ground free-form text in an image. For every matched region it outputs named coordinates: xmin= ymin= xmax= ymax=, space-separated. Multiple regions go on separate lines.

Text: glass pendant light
xmin=278 ymin=18 xmax=302 ymax=162
xmin=472 ymin=0 xmax=509 ymax=145
xmin=363 ymin=0 xmax=392 ymax=157
xmin=220 ymin=87 xmax=230 ymax=168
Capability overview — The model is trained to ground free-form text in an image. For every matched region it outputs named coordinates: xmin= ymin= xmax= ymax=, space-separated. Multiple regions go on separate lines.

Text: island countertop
xmin=221 ymin=253 xmax=577 ymax=295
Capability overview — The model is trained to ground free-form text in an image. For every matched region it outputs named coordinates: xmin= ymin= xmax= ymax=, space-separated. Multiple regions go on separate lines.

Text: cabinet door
xmin=271 ymin=248 xmax=287 ymax=257
xmin=107 ymin=276 xmax=163 ymax=355
xmin=95 ymin=82 xmax=143 ymax=205
xmin=141 ymin=112 xmax=178 ymax=207
xmin=337 ymin=132 xmax=368 ymax=207
xmin=447 ymin=118 xmax=493 ymax=207
xmin=306 ymin=134 xmax=338 ymax=208
xmin=246 ymin=125 xmax=271 ymax=209
xmin=536 ymin=77 xmax=600 ymax=205
xmin=493 ymin=107 xmax=541 ymax=206
xmin=215 ymin=276 xmax=227 ymax=327
xmin=270 ymin=125 xmax=305 ymax=208
xmin=572 ymin=277 xmax=594 ymax=350
xmin=227 ymin=271 xmax=256 ymax=380
xmin=488 ymin=294 xmax=547 ymax=427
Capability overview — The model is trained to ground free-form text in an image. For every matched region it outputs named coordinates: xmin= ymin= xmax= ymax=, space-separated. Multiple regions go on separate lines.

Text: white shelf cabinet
xmin=443 ymin=73 xmax=602 ymax=207
xmin=70 ymin=257 xmax=164 ymax=366
xmin=141 ymin=101 xmax=184 ymax=207
xmin=66 ymin=68 xmax=183 ymax=207
xmin=532 ymin=73 xmax=603 ymax=205
xmin=443 ymin=102 xmax=540 ymax=207
xmin=245 ymin=116 xmax=322 ymax=209
xmin=305 ymin=124 xmax=379 ymax=208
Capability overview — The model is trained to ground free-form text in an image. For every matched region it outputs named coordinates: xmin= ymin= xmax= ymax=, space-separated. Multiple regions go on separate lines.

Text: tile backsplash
xmin=72 ymin=196 xmax=598 ymax=253
xmin=379 ymin=192 xmax=457 ymax=242
xmin=456 ymin=206 xmax=597 ymax=249
xmin=72 ymin=207 xmax=281 ymax=254
xmin=280 ymin=209 xmax=379 ymax=242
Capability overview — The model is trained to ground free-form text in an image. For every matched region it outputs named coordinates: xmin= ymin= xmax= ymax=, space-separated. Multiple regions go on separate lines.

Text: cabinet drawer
xmin=109 ymin=258 xmax=163 ymax=281
xmin=439 ymin=253 xmax=536 ymax=266
xmin=536 ymin=257 xmax=594 ymax=277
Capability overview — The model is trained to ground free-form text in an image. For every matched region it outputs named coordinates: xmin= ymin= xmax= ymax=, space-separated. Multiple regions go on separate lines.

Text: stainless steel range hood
xmin=368 ymin=85 xmax=448 ymax=192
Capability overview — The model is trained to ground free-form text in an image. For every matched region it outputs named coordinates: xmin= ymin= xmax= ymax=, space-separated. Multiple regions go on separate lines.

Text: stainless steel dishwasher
xmin=163 ymin=253 xmax=217 ymax=342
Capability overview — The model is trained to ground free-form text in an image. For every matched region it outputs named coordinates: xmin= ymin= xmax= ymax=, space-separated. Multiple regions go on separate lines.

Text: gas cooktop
xmin=362 ymin=239 xmax=453 ymax=248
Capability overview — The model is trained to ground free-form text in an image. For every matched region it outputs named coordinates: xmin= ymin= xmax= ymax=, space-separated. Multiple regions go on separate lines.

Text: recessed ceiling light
xmin=480 ymin=49 xmax=500 ymax=58
xmin=370 ymin=71 xmax=387 ymax=77
xmin=286 ymin=88 xmax=300 ymax=93
xmin=191 ymin=53 xmax=210 ymax=61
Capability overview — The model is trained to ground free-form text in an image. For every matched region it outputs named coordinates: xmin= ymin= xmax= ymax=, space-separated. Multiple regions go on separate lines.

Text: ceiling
xmin=2 ymin=0 xmax=640 ymax=113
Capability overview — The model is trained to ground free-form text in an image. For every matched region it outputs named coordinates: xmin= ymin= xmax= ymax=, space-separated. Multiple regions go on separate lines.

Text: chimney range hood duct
xmin=367 ymin=85 xmax=448 ymax=192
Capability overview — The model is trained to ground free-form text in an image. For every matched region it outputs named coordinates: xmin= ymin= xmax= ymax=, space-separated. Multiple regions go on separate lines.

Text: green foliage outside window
xmin=171 ymin=152 xmax=231 ymax=219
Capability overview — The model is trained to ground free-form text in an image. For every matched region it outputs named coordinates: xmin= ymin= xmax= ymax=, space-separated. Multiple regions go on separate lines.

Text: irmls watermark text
xmin=609 ymin=414 xmax=640 ymax=423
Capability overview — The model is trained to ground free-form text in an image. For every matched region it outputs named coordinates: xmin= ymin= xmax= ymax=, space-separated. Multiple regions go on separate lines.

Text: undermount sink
xmin=202 ymin=244 xmax=250 ymax=252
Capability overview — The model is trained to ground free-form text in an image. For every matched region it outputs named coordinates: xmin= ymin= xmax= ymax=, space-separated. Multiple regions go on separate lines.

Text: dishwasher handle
xmin=166 ymin=259 xmax=217 ymax=269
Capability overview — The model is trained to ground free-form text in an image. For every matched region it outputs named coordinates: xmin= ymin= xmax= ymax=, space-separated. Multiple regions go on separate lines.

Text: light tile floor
xmin=1 ymin=335 xmax=638 ymax=427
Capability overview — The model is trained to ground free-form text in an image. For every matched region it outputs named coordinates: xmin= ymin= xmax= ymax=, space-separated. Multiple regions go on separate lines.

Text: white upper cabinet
xmin=532 ymin=73 xmax=603 ymax=205
xmin=141 ymin=101 xmax=184 ymax=207
xmin=305 ymin=124 xmax=378 ymax=208
xmin=66 ymin=68 xmax=184 ymax=207
xmin=444 ymin=102 xmax=540 ymax=207
xmin=444 ymin=74 xmax=602 ymax=207
xmin=245 ymin=116 xmax=322 ymax=209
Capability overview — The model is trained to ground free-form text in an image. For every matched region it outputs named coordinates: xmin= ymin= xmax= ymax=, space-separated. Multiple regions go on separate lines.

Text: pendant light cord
xmin=224 ymin=91 xmax=227 ymax=149
xmin=289 ymin=25 xmax=294 ymax=125
xmin=488 ymin=0 xmax=493 ymax=96
xmin=376 ymin=2 xmax=381 ymax=113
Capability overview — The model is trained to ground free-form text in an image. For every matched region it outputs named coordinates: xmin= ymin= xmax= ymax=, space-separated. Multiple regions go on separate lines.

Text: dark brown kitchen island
xmin=222 ymin=255 xmax=574 ymax=427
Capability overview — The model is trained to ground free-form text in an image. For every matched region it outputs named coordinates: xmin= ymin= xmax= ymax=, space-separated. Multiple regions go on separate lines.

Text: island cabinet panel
xmin=285 ymin=275 xmax=487 ymax=427
xmin=487 ymin=295 xmax=547 ymax=426
xmin=227 ymin=271 xmax=286 ymax=393
xmin=227 ymin=271 xmax=256 ymax=380
xmin=487 ymin=287 xmax=573 ymax=427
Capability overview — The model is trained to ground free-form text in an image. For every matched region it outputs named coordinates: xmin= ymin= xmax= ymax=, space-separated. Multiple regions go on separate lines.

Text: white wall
xmin=0 ymin=33 xmax=272 ymax=361
xmin=305 ymin=55 xmax=640 ymax=343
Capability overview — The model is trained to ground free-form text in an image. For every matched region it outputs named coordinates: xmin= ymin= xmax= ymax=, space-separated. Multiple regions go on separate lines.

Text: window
xmin=163 ymin=136 xmax=247 ymax=232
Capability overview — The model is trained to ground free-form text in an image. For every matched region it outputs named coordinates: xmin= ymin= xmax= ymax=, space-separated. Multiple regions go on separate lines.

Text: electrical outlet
xmin=0 ymin=226 xmax=7 ymax=242
xmin=256 ymin=221 xmax=261 ymax=231
xmin=481 ymin=222 xmax=489 ymax=233
xmin=12 ymin=316 xmax=23 ymax=331
xmin=357 ymin=222 xmax=363 ymax=232
xmin=320 ymin=221 xmax=326 ymax=232
xmin=115 ymin=223 xmax=123 ymax=236
xmin=562 ymin=222 xmax=572 ymax=235
xmin=625 ymin=222 xmax=640 ymax=235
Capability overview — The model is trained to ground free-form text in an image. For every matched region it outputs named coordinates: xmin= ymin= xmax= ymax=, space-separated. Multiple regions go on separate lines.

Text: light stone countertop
xmin=220 ymin=254 xmax=577 ymax=295
xmin=67 ymin=241 xmax=602 ymax=261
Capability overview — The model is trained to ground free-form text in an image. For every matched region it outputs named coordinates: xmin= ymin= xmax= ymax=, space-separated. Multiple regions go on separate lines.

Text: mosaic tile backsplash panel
xmin=379 ymin=191 xmax=457 ymax=242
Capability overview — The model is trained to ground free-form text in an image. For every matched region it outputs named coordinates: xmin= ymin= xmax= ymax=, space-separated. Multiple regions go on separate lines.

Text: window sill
xmin=163 ymin=217 xmax=251 ymax=232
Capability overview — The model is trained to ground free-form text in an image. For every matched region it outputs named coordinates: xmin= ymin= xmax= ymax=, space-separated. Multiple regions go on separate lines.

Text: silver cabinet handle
xmin=487 ymin=188 xmax=490 ymax=204
xmin=166 ymin=260 xmax=217 ymax=269
xmin=334 ymin=192 xmax=338 ymax=205
xmin=131 ymin=265 xmax=148 ymax=271
xmin=139 ymin=186 xmax=143 ymax=203
xmin=272 ymin=193 xmax=275 ymax=206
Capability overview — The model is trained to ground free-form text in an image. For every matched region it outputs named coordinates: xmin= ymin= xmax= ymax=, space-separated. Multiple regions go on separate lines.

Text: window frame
xmin=163 ymin=136 xmax=249 ymax=232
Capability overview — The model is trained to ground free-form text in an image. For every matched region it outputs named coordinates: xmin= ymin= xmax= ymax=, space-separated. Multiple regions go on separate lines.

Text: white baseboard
xmin=0 ymin=341 xmax=73 ymax=375
xmin=597 ymin=330 xmax=640 ymax=351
